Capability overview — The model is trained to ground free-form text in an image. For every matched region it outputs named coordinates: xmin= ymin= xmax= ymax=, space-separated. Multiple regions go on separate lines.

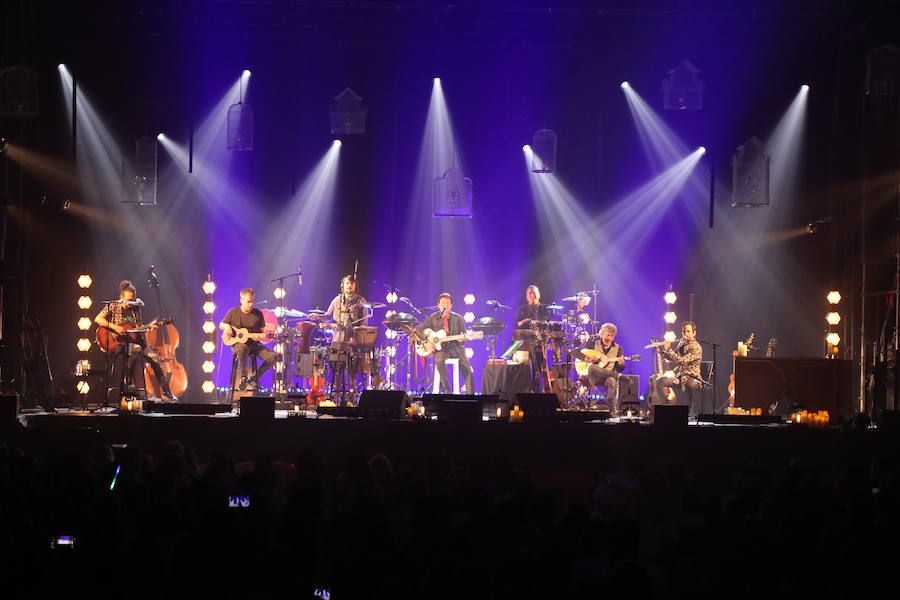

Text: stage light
xmin=664 ymin=311 xmax=677 ymax=324
xmin=464 ymin=293 xmax=475 ymax=305
xmin=76 ymin=380 xmax=90 ymax=395
xmin=202 ymin=320 xmax=216 ymax=334
xmin=664 ymin=291 xmax=677 ymax=305
xmin=202 ymin=280 xmax=216 ymax=295
xmin=77 ymin=316 xmax=92 ymax=330
xmin=202 ymin=380 xmax=216 ymax=394
xmin=826 ymin=290 xmax=841 ymax=304
xmin=698 ymin=146 xmax=706 ymax=154
xmin=156 ymin=133 xmax=164 ymax=141
xmin=464 ymin=311 xmax=475 ymax=323
xmin=801 ymin=84 xmax=809 ymax=91
xmin=385 ymin=329 xmax=398 ymax=340
xmin=77 ymin=273 xmax=92 ymax=288
xmin=242 ymin=69 xmax=251 ymax=78
xmin=202 ymin=301 xmax=216 ymax=314
xmin=385 ymin=310 xmax=396 ymax=318
xmin=77 ymin=296 xmax=92 ymax=310
xmin=274 ymin=343 xmax=284 ymax=354
xmin=202 ymin=360 xmax=216 ymax=374
xmin=621 ymin=81 xmax=630 ymax=89
xmin=826 ymin=312 xmax=841 ymax=326
xmin=386 ymin=291 xmax=398 ymax=304
xmin=465 ymin=347 xmax=475 ymax=359
xmin=202 ymin=341 xmax=216 ymax=354
xmin=663 ymin=331 xmax=677 ymax=343
xmin=333 ymin=139 xmax=342 ymax=147
xmin=433 ymin=77 xmax=441 ymax=84
xmin=275 ymin=361 xmax=285 ymax=373
xmin=57 ymin=63 xmax=66 ymax=71
xmin=274 ymin=287 xmax=286 ymax=300
xmin=77 ymin=338 xmax=92 ymax=352
xmin=522 ymin=144 xmax=530 ymax=152
xmin=826 ymin=332 xmax=840 ymax=346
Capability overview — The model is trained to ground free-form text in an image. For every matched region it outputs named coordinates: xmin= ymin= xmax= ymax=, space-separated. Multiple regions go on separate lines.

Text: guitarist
xmin=219 ymin=288 xmax=278 ymax=391
xmin=417 ymin=293 xmax=475 ymax=394
xmin=576 ymin=322 xmax=625 ymax=412
xmin=656 ymin=321 xmax=703 ymax=413
xmin=95 ymin=280 xmax=176 ymax=400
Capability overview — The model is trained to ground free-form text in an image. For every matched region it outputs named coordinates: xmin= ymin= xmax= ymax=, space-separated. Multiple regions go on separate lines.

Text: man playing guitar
xmin=219 ymin=288 xmax=278 ymax=391
xmin=416 ymin=293 xmax=475 ymax=394
xmin=576 ymin=322 xmax=626 ymax=412
xmin=94 ymin=280 xmax=176 ymax=401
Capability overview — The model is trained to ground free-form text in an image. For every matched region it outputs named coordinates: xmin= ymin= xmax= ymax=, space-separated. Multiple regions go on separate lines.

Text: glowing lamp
xmin=275 ymin=361 xmax=285 ymax=373
xmin=664 ymin=311 xmax=677 ymax=324
xmin=463 ymin=312 xmax=475 ymax=323
xmin=463 ymin=293 xmax=476 ymax=305
xmin=202 ymin=280 xmax=216 ymax=295
xmin=385 ymin=310 xmax=396 ymax=318
xmin=77 ymin=316 xmax=92 ymax=330
xmin=663 ymin=330 xmax=677 ymax=343
xmin=826 ymin=332 xmax=840 ymax=346
xmin=202 ymin=301 xmax=216 ymax=314
xmin=274 ymin=287 xmax=286 ymax=300
xmin=274 ymin=343 xmax=284 ymax=354
xmin=385 ymin=329 xmax=397 ymax=340
xmin=201 ymin=380 xmax=216 ymax=394
xmin=202 ymin=360 xmax=216 ymax=374
xmin=465 ymin=347 xmax=475 ymax=359
xmin=202 ymin=320 xmax=216 ymax=334
xmin=386 ymin=291 xmax=398 ymax=304
xmin=202 ymin=341 xmax=216 ymax=354
xmin=826 ymin=291 xmax=841 ymax=305
xmin=77 ymin=274 xmax=93 ymax=288
xmin=76 ymin=380 xmax=90 ymax=395
xmin=664 ymin=291 xmax=677 ymax=305
xmin=77 ymin=296 xmax=93 ymax=310
xmin=825 ymin=312 xmax=841 ymax=326
xmin=76 ymin=338 xmax=92 ymax=352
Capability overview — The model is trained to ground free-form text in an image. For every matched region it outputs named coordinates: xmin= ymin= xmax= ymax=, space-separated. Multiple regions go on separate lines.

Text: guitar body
xmin=415 ymin=329 xmax=484 ymax=358
xmin=223 ymin=327 xmax=269 ymax=346
xmin=575 ymin=350 xmax=638 ymax=376
xmin=95 ymin=326 xmax=140 ymax=352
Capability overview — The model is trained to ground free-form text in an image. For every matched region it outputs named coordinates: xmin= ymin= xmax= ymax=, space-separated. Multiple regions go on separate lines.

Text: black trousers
xmin=654 ymin=375 xmax=701 ymax=414
xmin=232 ymin=341 xmax=278 ymax=380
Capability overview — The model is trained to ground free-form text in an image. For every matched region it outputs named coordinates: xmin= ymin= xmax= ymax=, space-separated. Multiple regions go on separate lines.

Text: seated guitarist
xmin=219 ymin=288 xmax=278 ymax=390
xmin=417 ymin=293 xmax=475 ymax=394
xmin=576 ymin=322 xmax=625 ymax=411
xmin=94 ymin=280 xmax=175 ymax=401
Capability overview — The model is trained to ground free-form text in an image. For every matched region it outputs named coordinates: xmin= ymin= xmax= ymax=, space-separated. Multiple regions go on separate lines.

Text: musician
xmin=515 ymin=285 xmax=551 ymax=391
xmin=94 ymin=280 xmax=175 ymax=401
xmin=656 ymin=321 xmax=703 ymax=413
xmin=576 ymin=322 xmax=625 ymax=411
xmin=418 ymin=293 xmax=475 ymax=394
xmin=314 ymin=275 xmax=368 ymax=346
xmin=219 ymin=288 xmax=278 ymax=390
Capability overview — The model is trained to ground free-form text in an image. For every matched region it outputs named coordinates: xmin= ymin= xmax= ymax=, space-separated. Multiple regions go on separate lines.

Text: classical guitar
xmin=222 ymin=327 xmax=270 ymax=346
xmin=416 ymin=329 xmax=485 ymax=358
xmin=575 ymin=349 xmax=640 ymax=376
xmin=727 ymin=332 xmax=756 ymax=406
xmin=95 ymin=318 xmax=173 ymax=352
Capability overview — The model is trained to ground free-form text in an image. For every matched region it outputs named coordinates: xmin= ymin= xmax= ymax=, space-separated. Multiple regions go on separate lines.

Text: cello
xmin=144 ymin=265 xmax=188 ymax=398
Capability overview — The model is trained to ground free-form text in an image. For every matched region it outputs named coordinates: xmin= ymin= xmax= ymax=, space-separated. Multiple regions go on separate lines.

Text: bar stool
xmin=432 ymin=358 xmax=461 ymax=394
xmin=229 ymin=353 xmax=259 ymax=403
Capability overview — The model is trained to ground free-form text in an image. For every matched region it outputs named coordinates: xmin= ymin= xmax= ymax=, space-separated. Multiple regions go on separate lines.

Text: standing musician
xmin=418 ymin=293 xmax=475 ymax=394
xmin=219 ymin=288 xmax=278 ymax=390
xmin=94 ymin=280 xmax=176 ymax=401
xmin=515 ymin=285 xmax=551 ymax=392
xmin=576 ymin=322 xmax=625 ymax=412
xmin=656 ymin=321 xmax=703 ymax=413
xmin=312 ymin=275 xmax=368 ymax=345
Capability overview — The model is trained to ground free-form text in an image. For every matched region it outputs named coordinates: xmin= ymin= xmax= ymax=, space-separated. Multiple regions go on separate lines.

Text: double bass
xmin=144 ymin=266 xmax=188 ymax=398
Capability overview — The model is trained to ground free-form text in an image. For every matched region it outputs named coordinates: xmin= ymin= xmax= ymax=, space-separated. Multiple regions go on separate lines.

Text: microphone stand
xmin=698 ymin=338 xmax=719 ymax=414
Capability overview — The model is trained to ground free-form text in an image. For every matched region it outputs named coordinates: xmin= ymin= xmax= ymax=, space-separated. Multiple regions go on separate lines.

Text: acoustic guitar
xmin=575 ymin=349 xmax=640 ymax=376
xmin=222 ymin=327 xmax=270 ymax=346
xmin=95 ymin=319 xmax=173 ymax=352
xmin=415 ymin=329 xmax=484 ymax=358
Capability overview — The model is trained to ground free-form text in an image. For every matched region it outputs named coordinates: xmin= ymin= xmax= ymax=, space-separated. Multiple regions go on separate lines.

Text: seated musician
xmin=577 ymin=322 xmax=625 ymax=411
xmin=417 ymin=293 xmax=475 ymax=394
xmin=219 ymin=288 xmax=278 ymax=391
xmin=94 ymin=280 xmax=175 ymax=400
xmin=655 ymin=321 xmax=703 ymax=413
xmin=515 ymin=284 xmax=551 ymax=391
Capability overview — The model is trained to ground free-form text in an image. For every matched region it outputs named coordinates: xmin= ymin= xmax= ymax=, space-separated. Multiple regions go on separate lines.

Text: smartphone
xmin=227 ymin=495 xmax=250 ymax=508
xmin=313 ymin=589 xmax=331 ymax=600
xmin=50 ymin=535 xmax=76 ymax=549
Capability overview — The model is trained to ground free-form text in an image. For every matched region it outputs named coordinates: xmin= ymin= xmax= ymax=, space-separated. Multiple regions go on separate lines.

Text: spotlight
xmin=620 ymin=81 xmax=630 ymax=88
xmin=243 ymin=69 xmax=251 ymax=78
xmin=464 ymin=293 xmax=476 ymax=305
xmin=156 ymin=133 xmax=164 ymax=141
xmin=433 ymin=77 xmax=441 ymax=84
xmin=664 ymin=311 xmax=677 ymax=324
xmin=826 ymin=291 xmax=841 ymax=305
xmin=77 ymin=317 xmax=92 ymax=331
xmin=826 ymin=312 xmax=841 ymax=325
xmin=663 ymin=331 xmax=677 ymax=343
xmin=522 ymin=144 xmax=530 ymax=152
xmin=697 ymin=146 xmax=706 ymax=154
xmin=463 ymin=311 xmax=475 ymax=323
xmin=202 ymin=301 xmax=216 ymax=314
xmin=274 ymin=287 xmax=286 ymax=300
xmin=826 ymin=332 xmax=840 ymax=346
xmin=202 ymin=341 xmax=216 ymax=354
xmin=202 ymin=321 xmax=216 ymax=334
xmin=202 ymin=280 xmax=216 ymax=295
xmin=77 ymin=273 xmax=93 ymax=288
xmin=386 ymin=291 xmax=398 ymax=304
xmin=664 ymin=291 xmax=677 ymax=305
xmin=333 ymin=139 xmax=342 ymax=147
xmin=77 ymin=296 xmax=93 ymax=310
xmin=202 ymin=360 xmax=216 ymax=374
xmin=201 ymin=380 xmax=216 ymax=394
xmin=57 ymin=64 xmax=66 ymax=71
xmin=76 ymin=338 xmax=92 ymax=352
xmin=801 ymin=84 xmax=809 ymax=91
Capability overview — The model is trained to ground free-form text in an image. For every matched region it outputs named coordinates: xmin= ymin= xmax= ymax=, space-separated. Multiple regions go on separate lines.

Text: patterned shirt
xmin=664 ymin=339 xmax=702 ymax=379
xmin=97 ymin=301 xmax=143 ymax=329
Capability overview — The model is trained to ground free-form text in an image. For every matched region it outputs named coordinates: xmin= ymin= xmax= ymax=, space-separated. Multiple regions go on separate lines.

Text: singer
xmin=515 ymin=284 xmax=551 ymax=392
xmin=94 ymin=280 xmax=175 ymax=400
xmin=417 ymin=293 xmax=475 ymax=394
xmin=312 ymin=275 xmax=368 ymax=346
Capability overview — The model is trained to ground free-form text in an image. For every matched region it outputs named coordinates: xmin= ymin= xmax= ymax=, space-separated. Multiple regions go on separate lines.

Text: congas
xmin=352 ymin=326 xmax=378 ymax=349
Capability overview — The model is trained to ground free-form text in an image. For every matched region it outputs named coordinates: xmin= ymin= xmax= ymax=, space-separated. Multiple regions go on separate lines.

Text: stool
xmin=230 ymin=353 xmax=259 ymax=402
xmin=433 ymin=358 xmax=461 ymax=394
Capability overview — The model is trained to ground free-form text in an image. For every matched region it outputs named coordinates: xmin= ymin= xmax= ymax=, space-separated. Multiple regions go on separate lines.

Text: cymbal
xmin=307 ymin=309 xmax=327 ymax=315
xmin=383 ymin=312 xmax=417 ymax=331
xmin=472 ymin=316 xmax=505 ymax=336
xmin=363 ymin=302 xmax=386 ymax=309
xmin=644 ymin=341 xmax=664 ymax=349
xmin=560 ymin=295 xmax=589 ymax=302
xmin=275 ymin=307 xmax=307 ymax=318
xmin=545 ymin=304 xmax=564 ymax=311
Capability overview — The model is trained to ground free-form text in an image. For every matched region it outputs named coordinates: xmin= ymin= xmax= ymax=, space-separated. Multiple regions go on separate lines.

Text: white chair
xmin=432 ymin=358 xmax=461 ymax=394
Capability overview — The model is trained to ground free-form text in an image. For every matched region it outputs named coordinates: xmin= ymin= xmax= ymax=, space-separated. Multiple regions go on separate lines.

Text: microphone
xmin=399 ymin=296 xmax=411 ymax=304
xmin=135 ymin=298 xmax=145 ymax=307
xmin=297 ymin=264 xmax=303 ymax=286
xmin=486 ymin=300 xmax=499 ymax=307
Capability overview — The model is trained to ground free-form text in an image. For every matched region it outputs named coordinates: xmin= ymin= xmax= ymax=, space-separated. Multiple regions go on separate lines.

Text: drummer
xmin=515 ymin=285 xmax=552 ymax=392
xmin=311 ymin=274 xmax=368 ymax=346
